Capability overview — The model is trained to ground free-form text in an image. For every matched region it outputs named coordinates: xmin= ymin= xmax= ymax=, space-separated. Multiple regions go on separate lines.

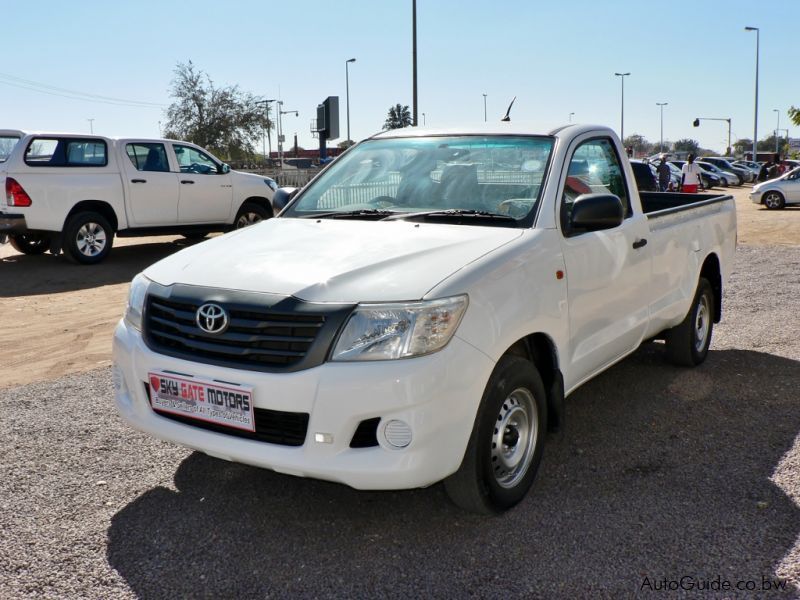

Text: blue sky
xmin=3 ymin=1 xmax=798 ymax=154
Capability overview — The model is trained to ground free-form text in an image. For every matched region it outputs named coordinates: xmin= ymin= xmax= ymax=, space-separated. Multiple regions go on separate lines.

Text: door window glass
xmin=173 ymin=144 xmax=218 ymax=174
xmin=126 ymin=143 xmax=170 ymax=172
xmin=560 ymin=137 xmax=629 ymax=234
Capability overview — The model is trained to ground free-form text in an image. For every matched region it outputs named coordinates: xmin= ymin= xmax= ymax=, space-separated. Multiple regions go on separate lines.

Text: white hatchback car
xmin=750 ymin=167 xmax=800 ymax=209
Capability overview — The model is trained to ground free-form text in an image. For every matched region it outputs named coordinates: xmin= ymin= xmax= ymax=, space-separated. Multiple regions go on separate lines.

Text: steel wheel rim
xmin=76 ymin=222 xmax=107 ymax=257
xmin=694 ymin=294 xmax=711 ymax=352
xmin=236 ymin=212 xmax=262 ymax=228
xmin=764 ymin=193 xmax=781 ymax=209
xmin=491 ymin=387 xmax=538 ymax=489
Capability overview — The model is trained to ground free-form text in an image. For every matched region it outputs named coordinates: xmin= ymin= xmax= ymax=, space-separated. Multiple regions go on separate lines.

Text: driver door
xmin=170 ymin=143 xmax=233 ymax=223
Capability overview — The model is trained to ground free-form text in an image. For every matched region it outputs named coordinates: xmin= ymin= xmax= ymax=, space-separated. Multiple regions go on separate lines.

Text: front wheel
xmin=235 ymin=203 xmax=271 ymax=229
xmin=664 ymin=277 xmax=715 ymax=367
xmin=9 ymin=233 xmax=50 ymax=255
xmin=444 ymin=356 xmax=547 ymax=514
xmin=763 ymin=191 xmax=785 ymax=210
xmin=63 ymin=212 xmax=114 ymax=264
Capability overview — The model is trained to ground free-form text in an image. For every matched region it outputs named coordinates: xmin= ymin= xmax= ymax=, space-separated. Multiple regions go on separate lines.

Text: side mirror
xmin=219 ymin=163 xmax=231 ymax=174
xmin=273 ymin=187 xmax=298 ymax=212
xmin=570 ymin=193 xmax=624 ymax=231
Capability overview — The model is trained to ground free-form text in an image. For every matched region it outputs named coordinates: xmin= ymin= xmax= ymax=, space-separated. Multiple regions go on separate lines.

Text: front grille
xmin=146 ymin=383 xmax=309 ymax=446
xmin=144 ymin=295 xmax=327 ymax=371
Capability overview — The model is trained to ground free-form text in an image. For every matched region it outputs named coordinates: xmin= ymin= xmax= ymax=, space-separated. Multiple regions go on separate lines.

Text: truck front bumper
xmin=112 ymin=319 xmax=496 ymax=490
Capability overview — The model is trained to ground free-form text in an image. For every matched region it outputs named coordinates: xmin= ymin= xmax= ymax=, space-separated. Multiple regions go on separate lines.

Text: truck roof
xmin=370 ymin=123 xmax=614 ymax=140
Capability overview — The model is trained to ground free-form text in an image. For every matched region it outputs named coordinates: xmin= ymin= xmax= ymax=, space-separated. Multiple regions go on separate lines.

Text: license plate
xmin=148 ymin=371 xmax=255 ymax=432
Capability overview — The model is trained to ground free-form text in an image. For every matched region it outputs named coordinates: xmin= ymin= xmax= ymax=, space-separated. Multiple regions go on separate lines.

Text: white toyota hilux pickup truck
xmin=0 ymin=131 xmax=277 ymax=263
xmin=113 ymin=124 xmax=736 ymax=513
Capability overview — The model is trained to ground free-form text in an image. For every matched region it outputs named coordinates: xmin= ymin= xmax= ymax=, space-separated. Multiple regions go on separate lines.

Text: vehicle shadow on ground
xmin=107 ymin=346 xmax=800 ymax=598
xmin=0 ymin=239 xmax=199 ymax=297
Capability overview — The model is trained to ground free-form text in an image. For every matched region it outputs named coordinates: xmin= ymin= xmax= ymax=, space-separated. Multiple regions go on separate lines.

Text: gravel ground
xmin=1 ymin=245 xmax=799 ymax=599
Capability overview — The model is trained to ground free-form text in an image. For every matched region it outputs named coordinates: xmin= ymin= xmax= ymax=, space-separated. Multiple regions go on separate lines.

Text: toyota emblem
xmin=195 ymin=303 xmax=229 ymax=334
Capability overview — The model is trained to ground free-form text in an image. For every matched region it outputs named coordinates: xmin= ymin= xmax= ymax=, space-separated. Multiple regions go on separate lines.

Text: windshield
xmin=0 ymin=135 xmax=21 ymax=162
xmin=282 ymin=135 xmax=554 ymax=224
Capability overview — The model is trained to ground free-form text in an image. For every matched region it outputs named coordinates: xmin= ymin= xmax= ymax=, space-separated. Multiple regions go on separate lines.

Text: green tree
xmin=384 ymin=104 xmax=412 ymax=130
xmin=622 ymin=134 xmax=651 ymax=156
xmin=732 ymin=138 xmax=752 ymax=155
xmin=163 ymin=61 xmax=271 ymax=159
xmin=337 ymin=139 xmax=355 ymax=149
xmin=757 ymin=134 xmax=788 ymax=154
xmin=673 ymin=138 xmax=700 ymax=154
xmin=789 ymin=106 xmax=800 ymax=127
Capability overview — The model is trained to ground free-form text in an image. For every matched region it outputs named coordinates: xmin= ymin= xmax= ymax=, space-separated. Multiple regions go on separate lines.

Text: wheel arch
xmin=503 ymin=332 xmax=564 ymax=432
xmin=63 ymin=200 xmax=119 ymax=232
xmin=700 ymin=252 xmax=722 ymax=323
xmin=237 ymin=196 xmax=274 ymax=218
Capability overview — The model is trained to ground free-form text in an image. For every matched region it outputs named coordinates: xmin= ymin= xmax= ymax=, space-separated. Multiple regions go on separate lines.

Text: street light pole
xmin=87 ymin=118 xmax=94 ymax=134
xmin=614 ymin=72 xmax=630 ymax=141
xmin=569 ymin=112 xmax=575 ymax=123
xmin=412 ymin=0 xmax=418 ymax=126
xmin=422 ymin=112 xmax=426 ymax=126
xmin=773 ymin=108 xmax=780 ymax=153
xmin=346 ymin=58 xmax=356 ymax=146
xmin=745 ymin=26 xmax=759 ymax=161
xmin=256 ymin=99 xmax=276 ymax=163
xmin=656 ymin=102 xmax=668 ymax=152
xmin=482 ymin=93 xmax=487 ymax=122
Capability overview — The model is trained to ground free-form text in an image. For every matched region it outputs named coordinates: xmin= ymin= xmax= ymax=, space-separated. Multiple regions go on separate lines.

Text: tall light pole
xmin=257 ymin=99 xmax=276 ymax=162
xmin=569 ymin=112 xmax=575 ymax=123
xmin=745 ymin=26 xmax=759 ymax=161
xmin=412 ymin=0 xmax=418 ymax=126
xmin=421 ymin=112 xmax=426 ymax=126
xmin=773 ymin=108 xmax=780 ymax=153
xmin=614 ymin=72 xmax=630 ymax=141
xmin=345 ymin=58 xmax=356 ymax=146
xmin=87 ymin=118 xmax=94 ymax=134
xmin=482 ymin=93 xmax=487 ymax=122
xmin=276 ymin=101 xmax=299 ymax=164
xmin=656 ymin=102 xmax=668 ymax=152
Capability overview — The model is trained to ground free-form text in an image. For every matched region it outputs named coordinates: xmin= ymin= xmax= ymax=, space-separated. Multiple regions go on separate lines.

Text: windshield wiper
xmin=382 ymin=209 xmax=515 ymax=222
xmin=299 ymin=209 xmax=398 ymax=220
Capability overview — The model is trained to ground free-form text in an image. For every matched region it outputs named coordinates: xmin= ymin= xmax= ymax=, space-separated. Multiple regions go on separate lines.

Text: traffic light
xmin=693 ymin=118 xmax=700 ymax=127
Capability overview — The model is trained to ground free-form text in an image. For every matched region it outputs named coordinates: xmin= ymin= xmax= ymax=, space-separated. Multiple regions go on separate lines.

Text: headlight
xmin=264 ymin=178 xmax=278 ymax=192
xmin=124 ymin=273 xmax=151 ymax=331
xmin=331 ymin=295 xmax=468 ymax=361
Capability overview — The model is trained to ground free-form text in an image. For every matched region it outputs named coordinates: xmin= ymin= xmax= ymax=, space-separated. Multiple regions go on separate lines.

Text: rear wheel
xmin=9 ymin=233 xmax=50 ymax=255
xmin=63 ymin=212 xmax=114 ymax=264
xmin=235 ymin=203 xmax=271 ymax=229
xmin=665 ymin=277 xmax=714 ymax=367
xmin=444 ymin=356 xmax=547 ymax=514
xmin=763 ymin=191 xmax=785 ymax=210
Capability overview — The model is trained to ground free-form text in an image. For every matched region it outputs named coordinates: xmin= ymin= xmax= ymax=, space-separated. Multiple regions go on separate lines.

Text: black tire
xmin=763 ymin=191 xmax=785 ymax=210
xmin=63 ymin=212 xmax=114 ymax=265
xmin=9 ymin=233 xmax=50 ymax=255
xmin=444 ymin=355 xmax=547 ymax=514
xmin=235 ymin=202 xmax=271 ymax=229
xmin=664 ymin=277 xmax=715 ymax=367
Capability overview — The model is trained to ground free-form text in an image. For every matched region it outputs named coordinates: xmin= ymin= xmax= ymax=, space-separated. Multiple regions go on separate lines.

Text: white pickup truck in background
xmin=0 ymin=132 xmax=277 ymax=263
xmin=113 ymin=123 xmax=736 ymax=514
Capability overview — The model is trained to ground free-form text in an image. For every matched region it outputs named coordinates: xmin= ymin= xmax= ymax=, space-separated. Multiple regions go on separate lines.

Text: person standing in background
xmin=680 ymin=153 xmax=703 ymax=193
xmin=656 ymin=156 xmax=671 ymax=192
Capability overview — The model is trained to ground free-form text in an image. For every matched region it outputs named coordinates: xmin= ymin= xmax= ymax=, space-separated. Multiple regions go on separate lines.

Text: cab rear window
xmin=24 ymin=137 xmax=108 ymax=167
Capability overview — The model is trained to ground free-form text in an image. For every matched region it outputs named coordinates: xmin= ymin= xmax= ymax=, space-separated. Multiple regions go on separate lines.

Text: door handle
xmin=181 ymin=180 xmax=195 ymax=184
xmin=632 ymin=238 xmax=648 ymax=249
xmin=131 ymin=178 xmax=147 ymax=183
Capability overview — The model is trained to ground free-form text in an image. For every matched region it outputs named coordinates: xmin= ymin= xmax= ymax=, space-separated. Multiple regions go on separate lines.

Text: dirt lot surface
xmin=1 ymin=185 xmax=797 ymax=390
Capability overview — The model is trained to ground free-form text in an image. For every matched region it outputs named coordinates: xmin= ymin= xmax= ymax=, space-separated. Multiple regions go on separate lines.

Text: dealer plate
xmin=148 ymin=371 xmax=255 ymax=432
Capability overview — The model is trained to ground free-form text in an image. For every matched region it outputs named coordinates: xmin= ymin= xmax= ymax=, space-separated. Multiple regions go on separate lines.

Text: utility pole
xmin=346 ymin=58 xmax=356 ymax=146
xmin=614 ymin=72 xmax=630 ymax=141
xmin=656 ymin=102 xmax=668 ymax=152
xmin=745 ymin=26 xmax=759 ymax=161
xmin=773 ymin=109 xmax=780 ymax=153
xmin=482 ymin=94 xmax=487 ymax=122
xmin=87 ymin=119 xmax=94 ymax=134
xmin=412 ymin=0 xmax=418 ymax=126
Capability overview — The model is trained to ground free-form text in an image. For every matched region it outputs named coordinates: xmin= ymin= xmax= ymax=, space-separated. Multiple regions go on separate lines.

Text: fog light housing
xmin=384 ymin=420 xmax=412 ymax=448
